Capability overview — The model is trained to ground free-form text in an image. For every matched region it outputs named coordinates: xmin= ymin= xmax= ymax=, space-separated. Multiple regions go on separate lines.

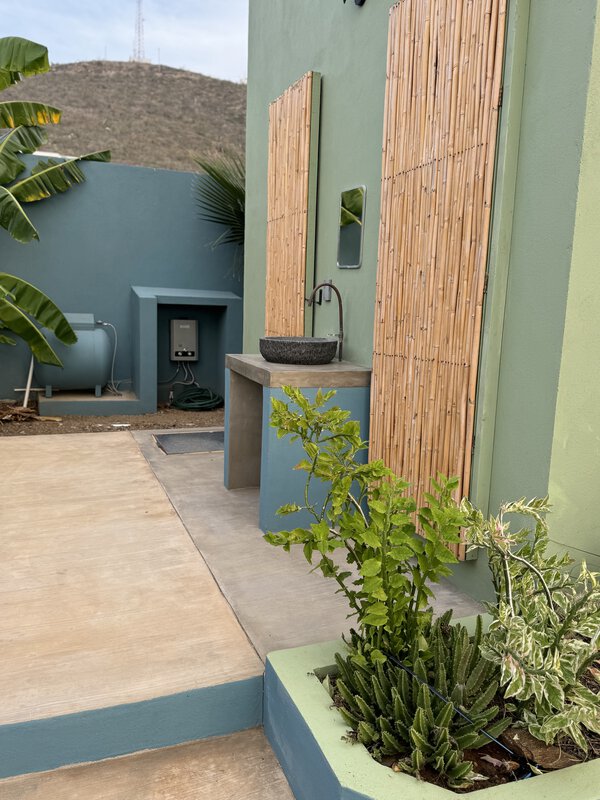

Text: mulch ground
xmin=0 ymin=402 xmax=224 ymax=436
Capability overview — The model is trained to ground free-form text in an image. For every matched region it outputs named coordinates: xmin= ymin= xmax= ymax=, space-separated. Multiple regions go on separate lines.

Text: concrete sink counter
xmin=224 ymin=354 xmax=371 ymax=532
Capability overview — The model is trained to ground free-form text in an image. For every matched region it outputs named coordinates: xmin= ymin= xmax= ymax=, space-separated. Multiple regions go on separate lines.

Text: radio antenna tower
xmin=132 ymin=0 xmax=145 ymax=62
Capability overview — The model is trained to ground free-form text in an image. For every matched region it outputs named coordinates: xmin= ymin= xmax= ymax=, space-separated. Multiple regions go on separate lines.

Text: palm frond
xmin=193 ymin=152 xmax=245 ymax=248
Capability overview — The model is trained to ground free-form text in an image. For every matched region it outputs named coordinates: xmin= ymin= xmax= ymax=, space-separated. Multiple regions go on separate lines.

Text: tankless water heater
xmin=170 ymin=319 xmax=198 ymax=361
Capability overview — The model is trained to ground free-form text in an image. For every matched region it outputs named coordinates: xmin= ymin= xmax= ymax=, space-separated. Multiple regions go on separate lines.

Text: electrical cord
xmin=171 ymin=361 xmax=197 ymax=388
xmin=158 ymin=363 xmax=182 ymax=385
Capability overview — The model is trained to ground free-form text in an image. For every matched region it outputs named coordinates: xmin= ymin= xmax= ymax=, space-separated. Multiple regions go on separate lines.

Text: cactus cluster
xmin=333 ymin=614 xmax=511 ymax=789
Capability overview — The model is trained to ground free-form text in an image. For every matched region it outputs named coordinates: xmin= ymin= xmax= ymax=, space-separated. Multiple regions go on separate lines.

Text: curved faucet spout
xmin=306 ymin=281 xmax=344 ymax=362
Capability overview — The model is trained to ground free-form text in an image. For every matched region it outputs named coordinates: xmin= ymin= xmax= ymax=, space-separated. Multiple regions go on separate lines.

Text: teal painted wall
xmin=244 ymin=0 xmax=393 ymax=363
xmin=548 ymin=7 xmax=600 ymax=571
xmin=0 ymin=160 xmax=241 ymax=400
xmin=245 ymin=1 xmax=599 ymax=598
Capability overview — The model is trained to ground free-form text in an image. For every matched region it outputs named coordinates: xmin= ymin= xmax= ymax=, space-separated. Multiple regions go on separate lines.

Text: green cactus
xmin=334 ymin=613 xmax=511 ymax=790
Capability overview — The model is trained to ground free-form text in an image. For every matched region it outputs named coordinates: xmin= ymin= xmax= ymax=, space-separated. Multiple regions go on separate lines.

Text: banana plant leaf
xmin=0 ymin=151 xmax=111 ymax=242
xmin=0 ymin=273 xmax=77 ymax=345
xmin=0 ymin=186 xmax=38 ymax=242
xmin=340 ymin=187 xmax=364 ymax=227
xmin=10 ymin=151 xmax=111 ymax=203
xmin=0 ymin=297 xmax=62 ymax=365
xmin=0 ymin=272 xmax=77 ymax=365
xmin=0 ymin=37 xmax=49 ymax=90
xmin=0 ymin=125 xmax=47 ymax=184
xmin=0 ymin=100 xmax=61 ymax=128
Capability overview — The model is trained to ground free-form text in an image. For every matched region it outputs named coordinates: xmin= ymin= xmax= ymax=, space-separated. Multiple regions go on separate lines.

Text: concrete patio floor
xmin=133 ymin=428 xmax=483 ymax=660
xmin=0 ymin=426 xmax=483 ymax=797
xmin=0 ymin=432 xmax=262 ymax=727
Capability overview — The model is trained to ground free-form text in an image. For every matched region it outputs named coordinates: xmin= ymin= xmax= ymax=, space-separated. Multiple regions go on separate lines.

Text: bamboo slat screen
xmin=264 ymin=72 xmax=316 ymax=336
xmin=370 ymin=0 xmax=507 ymax=557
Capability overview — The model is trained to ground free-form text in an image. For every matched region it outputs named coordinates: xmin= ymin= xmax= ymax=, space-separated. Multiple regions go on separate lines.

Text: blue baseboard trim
xmin=0 ymin=675 xmax=262 ymax=779
xmin=264 ymin=659 xmax=342 ymax=800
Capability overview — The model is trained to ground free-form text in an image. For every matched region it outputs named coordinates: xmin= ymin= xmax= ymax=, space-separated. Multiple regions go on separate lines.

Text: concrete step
xmin=38 ymin=389 xmax=143 ymax=416
xmin=0 ymin=728 xmax=294 ymax=800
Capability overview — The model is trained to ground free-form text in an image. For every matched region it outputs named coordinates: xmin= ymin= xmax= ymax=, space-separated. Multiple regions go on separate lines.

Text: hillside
xmin=2 ymin=61 xmax=246 ymax=172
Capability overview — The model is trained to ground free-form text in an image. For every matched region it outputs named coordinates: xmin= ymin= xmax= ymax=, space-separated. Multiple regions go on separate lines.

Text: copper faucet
xmin=306 ymin=281 xmax=344 ymax=362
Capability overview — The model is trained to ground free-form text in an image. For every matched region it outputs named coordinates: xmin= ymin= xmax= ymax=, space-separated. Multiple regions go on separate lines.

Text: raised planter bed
xmin=264 ymin=637 xmax=600 ymax=800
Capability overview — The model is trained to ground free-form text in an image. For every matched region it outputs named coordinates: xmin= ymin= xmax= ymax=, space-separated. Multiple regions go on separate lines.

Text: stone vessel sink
xmin=259 ymin=336 xmax=338 ymax=365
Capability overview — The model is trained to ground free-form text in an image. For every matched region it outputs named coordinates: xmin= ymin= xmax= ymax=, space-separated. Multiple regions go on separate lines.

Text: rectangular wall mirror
xmin=337 ymin=185 xmax=366 ymax=269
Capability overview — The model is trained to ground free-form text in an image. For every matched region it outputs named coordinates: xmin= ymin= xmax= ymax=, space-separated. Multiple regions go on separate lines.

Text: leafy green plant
xmin=0 ymin=273 xmax=76 ymax=365
xmin=0 ymin=36 xmax=110 ymax=365
xmin=464 ymin=496 xmax=600 ymax=751
xmin=193 ymin=151 xmax=245 ymax=278
xmin=333 ymin=614 xmax=511 ymax=789
xmin=265 ymin=386 xmax=466 ymax=658
xmin=339 ymin=186 xmax=363 ymax=227
xmin=265 ymin=388 xmax=520 ymax=789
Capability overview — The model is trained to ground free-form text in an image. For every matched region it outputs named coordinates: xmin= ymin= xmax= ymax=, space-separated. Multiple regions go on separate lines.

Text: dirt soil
xmin=0 ymin=402 xmax=224 ymax=436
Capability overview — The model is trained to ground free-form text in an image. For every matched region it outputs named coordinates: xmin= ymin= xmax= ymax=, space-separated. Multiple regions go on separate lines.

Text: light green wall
xmin=486 ymin=1 xmax=596 ymax=510
xmin=245 ymin=0 xmax=599 ymax=598
xmin=452 ymin=0 xmax=598 ymax=598
xmin=548 ymin=7 xmax=600 ymax=571
xmin=244 ymin=0 xmax=393 ymax=362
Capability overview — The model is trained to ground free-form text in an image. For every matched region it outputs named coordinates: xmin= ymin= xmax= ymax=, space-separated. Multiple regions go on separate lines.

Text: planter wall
xmin=264 ymin=638 xmax=600 ymax=800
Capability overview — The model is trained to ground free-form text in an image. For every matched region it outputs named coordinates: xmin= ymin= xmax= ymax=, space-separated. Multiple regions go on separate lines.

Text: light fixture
xmin=343 ymin=0 xmax=366 ymax=6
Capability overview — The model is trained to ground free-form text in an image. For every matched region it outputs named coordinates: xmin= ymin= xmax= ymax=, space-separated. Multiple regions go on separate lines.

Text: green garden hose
xmin=171 ymin=386 xmax=223 ymax=411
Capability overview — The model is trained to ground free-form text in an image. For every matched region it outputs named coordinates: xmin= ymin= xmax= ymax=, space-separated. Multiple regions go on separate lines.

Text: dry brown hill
xmin=3 ymin=60 xmax=246 ymax=172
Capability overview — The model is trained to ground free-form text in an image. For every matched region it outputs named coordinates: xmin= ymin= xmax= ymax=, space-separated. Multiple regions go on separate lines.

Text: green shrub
xmin=265 ymin=387 xmax=511 ymax=787
xmin=265 ymin=386 xmax=465 ymax=658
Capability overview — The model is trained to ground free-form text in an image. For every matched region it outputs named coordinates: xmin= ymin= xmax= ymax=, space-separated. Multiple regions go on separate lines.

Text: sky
xmin=6 ymin=0 xmax=249 ymax=83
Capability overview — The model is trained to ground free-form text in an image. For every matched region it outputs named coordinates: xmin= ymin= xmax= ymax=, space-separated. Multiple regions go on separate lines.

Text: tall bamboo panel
xmin=370 ymin=0 xmax=507 ymax=557
xmin=265 ymin=72 xmax=316 ymax=336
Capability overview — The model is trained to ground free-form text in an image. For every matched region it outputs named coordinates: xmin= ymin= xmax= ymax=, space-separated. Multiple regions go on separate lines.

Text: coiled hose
xmin=171 ymin=386 xmax=223 ymax=411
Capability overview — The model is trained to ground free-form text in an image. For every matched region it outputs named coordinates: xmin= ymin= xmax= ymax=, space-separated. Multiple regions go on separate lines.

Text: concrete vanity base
xmin=224 ymin=355 xmax=371 ymax=533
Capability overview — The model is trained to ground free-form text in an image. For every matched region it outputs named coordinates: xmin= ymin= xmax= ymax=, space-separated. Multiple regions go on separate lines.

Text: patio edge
xmin=0 ymin=675 xmax=262 ymax=779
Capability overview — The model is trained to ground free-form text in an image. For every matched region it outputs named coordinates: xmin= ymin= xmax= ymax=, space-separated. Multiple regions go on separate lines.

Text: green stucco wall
xmin=245 ymin=0 xmax=599 ymax=598
xmin=244 ymin=0 xmax=393 ymax=362
xmin=453 ymin=0 xmax=598 ymax=598
xmin=547 ymin=6 xmax=600 ymax=571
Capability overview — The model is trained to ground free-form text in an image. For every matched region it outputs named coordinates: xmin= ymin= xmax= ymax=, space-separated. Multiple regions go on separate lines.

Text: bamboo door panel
xmin=370 ymin=0 xmax=507 ymax=557
xmin=265 ymin=72 xmax=320 ymax=337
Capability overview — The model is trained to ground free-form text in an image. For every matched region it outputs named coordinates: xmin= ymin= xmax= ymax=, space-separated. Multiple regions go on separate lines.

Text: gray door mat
xmin=154 ymin=431 xmax=225 ymax=455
